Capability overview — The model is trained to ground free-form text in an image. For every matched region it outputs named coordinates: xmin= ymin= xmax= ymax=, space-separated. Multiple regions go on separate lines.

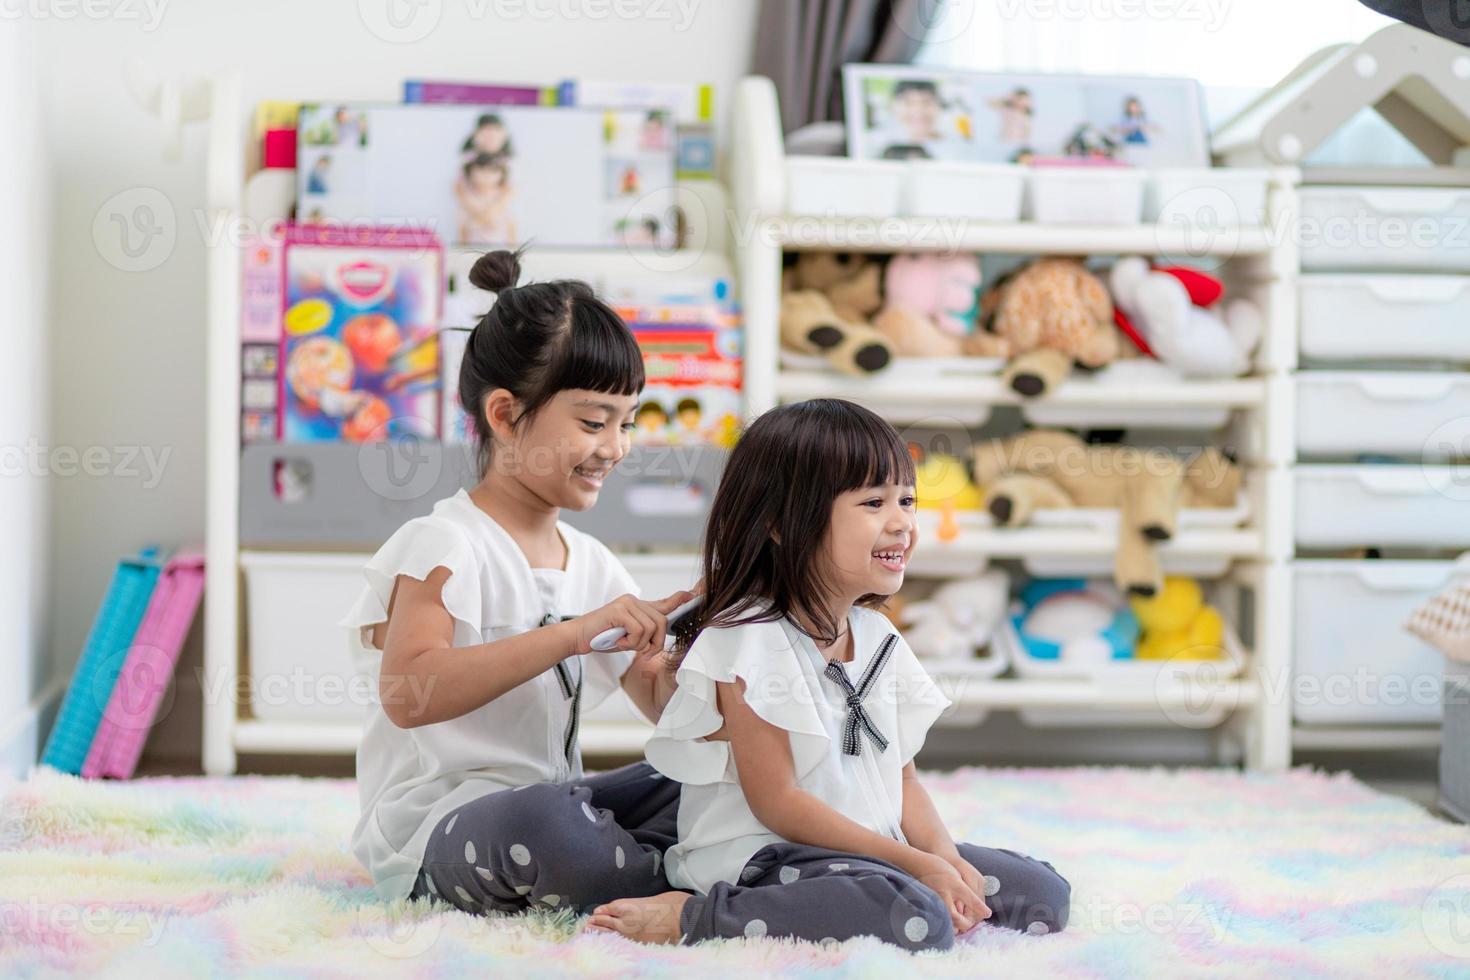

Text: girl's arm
xmin=900 ymin=761 xmax=989 ymax=896
xmin=374 ymin=568 xmax=684 ymax=729
xmin=716 ymin=679 xmax=989 ymax=931
xmin=619 ymin=650 xmax=678 ymax=725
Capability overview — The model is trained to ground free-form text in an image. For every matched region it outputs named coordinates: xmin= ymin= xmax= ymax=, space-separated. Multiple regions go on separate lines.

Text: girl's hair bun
xmin=468 ymin=248 xmax=523 ymax=293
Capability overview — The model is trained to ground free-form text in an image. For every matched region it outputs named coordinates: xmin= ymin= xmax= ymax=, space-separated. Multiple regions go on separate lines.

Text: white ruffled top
xmin=341 ymin=489 xmax=640 ymax=900
xmin=646 ymin=604 xmax=952 ymax=895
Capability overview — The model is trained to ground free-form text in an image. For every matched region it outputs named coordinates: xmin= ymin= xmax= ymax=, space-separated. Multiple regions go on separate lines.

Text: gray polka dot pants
xmin=678 ymin=841 xmax=1070 ymax=951
xmin=410 ymin=762 xmax=679 ymax=916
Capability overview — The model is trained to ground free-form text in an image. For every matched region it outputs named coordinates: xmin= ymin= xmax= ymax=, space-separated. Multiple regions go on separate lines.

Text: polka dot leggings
xmin=410 ymin=762 xmax=680 ymax=915
xmin=678 ymin=841 xmax=1071 ymax=952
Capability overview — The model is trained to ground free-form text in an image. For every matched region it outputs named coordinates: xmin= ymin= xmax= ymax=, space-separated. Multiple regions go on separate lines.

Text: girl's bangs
xmin=544 ymin=297 xmax=646 ymax=397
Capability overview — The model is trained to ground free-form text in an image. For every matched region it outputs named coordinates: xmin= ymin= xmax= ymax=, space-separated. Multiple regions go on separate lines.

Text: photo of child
xmin=863 ymin=77 xmax=975 ymax=161
xmin=987 ymin=86 xmax=1033 ymax=144
xmin=844 ymin=66 xmax=1207 ymax=168
xmin=461 ymin=112 xmax=513 ymax=161
xmin=306 ymin=155 xmax=332 ymax=194
xmin=1111 ymin=95 xmax=1158 ymax=146
xmin=457 ymin=153 xmax=518 ymax=245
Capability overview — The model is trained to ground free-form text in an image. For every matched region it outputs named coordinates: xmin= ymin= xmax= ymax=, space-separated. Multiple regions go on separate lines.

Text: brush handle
xmin=589 ymin=594 xmax=704 ymax=652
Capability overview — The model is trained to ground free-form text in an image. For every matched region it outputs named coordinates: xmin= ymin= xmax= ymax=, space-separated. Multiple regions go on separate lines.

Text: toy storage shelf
xmin=762 ymin=217 xmax=1274 ymax=257
xmin=731 ymin=75 xmax=1299 ymax=770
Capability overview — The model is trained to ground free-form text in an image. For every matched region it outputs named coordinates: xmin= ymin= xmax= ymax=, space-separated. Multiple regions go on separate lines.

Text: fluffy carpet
xmin=1 ymin=765 xmax=1467 ymax=978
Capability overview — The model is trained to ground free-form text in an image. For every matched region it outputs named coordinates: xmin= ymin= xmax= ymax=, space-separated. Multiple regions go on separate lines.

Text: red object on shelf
xmin=1113 ymin=308 xmax=1156 ymax=357
xmin=1155 ymin=265 xmax=1223 ymax=307
xmin=263 ymin=128 xmax=297 ymax=169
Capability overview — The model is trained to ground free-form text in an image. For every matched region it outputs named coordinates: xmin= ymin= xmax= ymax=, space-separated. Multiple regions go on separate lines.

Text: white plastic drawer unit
xmin=1024 ymin=167 xmax=1147 ymax=225
xmin=902 ymin=162 xmax=1025 ymax=222
xmin=785 ymin=157 xmax=906 ymax=218
xmin=1293 ymin=559 xmax=1470 ymax=725
xmin=1144 ymin=168 xmax=1270 ymax=228
xmin=1294 ymin=466 xmax=1470 ymax=550
xmin=1298 ymin=186 xmax=1470 ymax=272
xmin=1295 ymin=372 xmax=1470 ymax=460
xmin=1299 ymin=275 xmax=1470 ymax=363
xmin=241 ymin=551 xmax=372 ymax=724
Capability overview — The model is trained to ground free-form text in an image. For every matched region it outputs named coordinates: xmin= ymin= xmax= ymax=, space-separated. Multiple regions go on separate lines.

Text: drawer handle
xmin=1351 ymin=376 xmax=1460 ymax=401
xmin=1352 ymin=469 xmax=1459 ymax=495
xmin=1353 ymin=566 xmax=1456 ymax=590
xmin=1357 ymin=189 xmax=1470 ymax=215
xmin=1362 ymin=278 xmax=1470 ymax=303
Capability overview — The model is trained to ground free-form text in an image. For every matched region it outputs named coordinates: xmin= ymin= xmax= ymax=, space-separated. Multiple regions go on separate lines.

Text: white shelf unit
xmin=731 ymin=76 xmax=1300 ymax=770
xmin=200 ymin=78 xmax=728 ymax=774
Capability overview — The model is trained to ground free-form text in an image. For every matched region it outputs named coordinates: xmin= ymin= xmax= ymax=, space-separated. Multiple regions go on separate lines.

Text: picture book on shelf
xmin=295 ymin=102 xmax=678 ymax=248
xmin=279 ymin=223 xmax=442 ymax=443
xmin=403 ymin=80 xmax=557 ymax=105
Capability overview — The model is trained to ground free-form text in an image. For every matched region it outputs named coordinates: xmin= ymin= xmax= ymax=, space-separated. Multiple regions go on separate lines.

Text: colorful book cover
xmin=631 ymin=326 xmax=742 ymax=449
xmin=558 ymin=79 xmax=715 ymax=179
xmin=404 ymin=80 xmax=557 ymax=105
xmin=279 ymin=223 xmax=442 ymax=442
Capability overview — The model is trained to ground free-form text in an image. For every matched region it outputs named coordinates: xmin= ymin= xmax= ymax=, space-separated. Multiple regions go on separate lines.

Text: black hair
xmin=462 ymin=113 xmax=514 ymax=157
xmin=457 ymin=248 xmax=645 ymax=475
xmin=671 ymin=399 xmax=917 ymax=656
xmin=880 ymin=143 xmax=932 ymax=160
xmin=462 ymin=152 xmax=508 ymax=182
xmin=893 ymin=80 xmax=940 ymax=99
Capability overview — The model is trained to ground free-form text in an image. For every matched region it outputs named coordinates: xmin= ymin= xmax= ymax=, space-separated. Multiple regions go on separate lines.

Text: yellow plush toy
xmin=915 ymin=451 xmax=984 ymax=512
xmin=1129 ymin=576 xmax=1225 ymax=660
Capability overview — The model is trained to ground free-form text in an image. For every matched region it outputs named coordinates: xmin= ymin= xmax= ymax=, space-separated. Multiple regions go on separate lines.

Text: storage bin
xmin=1295 ymin=371 xmax=1470 ymax=459
xmin=1442 ymin=666 xmax=1470 ymax=822
xmin=1024 ymin=166 xmax=1148 ymax=225
xmin=785 ymin=157 xmax=905 ymax=218
xmin=1294 ymin=465 xmax=1470 ymax=550
xmin=1298 ymin=186 xmax=1470 ymax=272
xmin=1293 ymin=559 xmax=1470 ymax=724
xmin=241 ymin=551 xmax=372 ymax=724
xmin=902 ymin=162 xmax=1025 ymax=222
xmin=1144 ymin=168 xmax=1270 ymax=227
xmin=1299 ymin=275 xmax=1470 ymax=364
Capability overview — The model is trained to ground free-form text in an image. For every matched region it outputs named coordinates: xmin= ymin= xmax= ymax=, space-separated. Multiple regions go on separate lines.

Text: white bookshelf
xmin=731 ymin=75 xmax=1300 ymax=770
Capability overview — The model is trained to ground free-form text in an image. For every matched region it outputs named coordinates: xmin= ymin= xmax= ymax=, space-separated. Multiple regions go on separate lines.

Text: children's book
xmin=279 ymin=223 xmax=442 ymax=442
xmin=404 ymin=80 xmax=556 ymax=106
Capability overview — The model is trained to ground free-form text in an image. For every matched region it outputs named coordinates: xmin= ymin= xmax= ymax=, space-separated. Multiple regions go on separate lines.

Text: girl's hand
xmin=943 ymin=851 xmax=988 ymax=903
xmin=902 ymin=849 xmax=991 ymax=935
xmin=566 ymin=591 xmax=694 ymax=659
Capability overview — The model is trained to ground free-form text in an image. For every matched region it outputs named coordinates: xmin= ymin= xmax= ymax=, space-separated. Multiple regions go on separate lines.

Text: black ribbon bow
xmin=823 ymin=633 xmax=897 ymax=757
xmin=541 ymin=612 xmax=582 ymax=766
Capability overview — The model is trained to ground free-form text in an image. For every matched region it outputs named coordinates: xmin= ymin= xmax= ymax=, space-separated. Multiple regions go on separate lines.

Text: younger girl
xmin=345 ymin=248 xmax=693 ymax=914
xmin=588 ymin=399 xmax=1070 ymax=950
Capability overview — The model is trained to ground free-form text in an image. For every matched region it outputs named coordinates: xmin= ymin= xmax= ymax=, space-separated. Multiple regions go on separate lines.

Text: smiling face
xmin=893 ymin=89 xmax=940 ymax=141
xmin=820 ymin=481 xmax=918 ymax=603
xmin=497 ymin=388 xmax=639 ymax=511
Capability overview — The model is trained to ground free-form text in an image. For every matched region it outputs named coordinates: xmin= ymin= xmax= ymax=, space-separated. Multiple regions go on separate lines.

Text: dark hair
xmin=462 ymin=113 xmax=514 ymax=157
xmin=458 ymin=248 xmax=645 ymax=474
xmin=880 ymin=143 xmax=932 ymax=160
xmin=672 ymin=399 xmax=916 ymax=656
xmin=893 ymin=80 xmax=939 ymax=99
xmin=462 ymin=152 xmax=508 ymax=181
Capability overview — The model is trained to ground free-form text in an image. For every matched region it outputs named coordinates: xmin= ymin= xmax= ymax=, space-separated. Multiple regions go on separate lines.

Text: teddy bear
xmin=1109 ymin=257 xmax=1262 ymax=378
xmin=969 ymin=429 xmax=1242 ymax=597
xmin=779 ymin=252 xmax=894 ymax=375
xmin=972 ymin=257 xmax=1131 ymax=397
xmin=870 ymin=253 xmax=1012 ymax=359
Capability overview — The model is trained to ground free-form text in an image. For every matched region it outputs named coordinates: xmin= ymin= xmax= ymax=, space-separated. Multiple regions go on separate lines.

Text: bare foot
xmin=585 ymin=891 xmax=690 ymax=944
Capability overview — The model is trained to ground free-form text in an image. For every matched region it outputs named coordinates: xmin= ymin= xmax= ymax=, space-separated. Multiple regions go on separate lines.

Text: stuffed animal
xmin=899 ymin=569 xmax=1011 ymax=661
xmin=1011 ymin=578 xmax=1139 ymax=667
xmin=975 ymin=257 xmax=1133 ymax=397
xmin=914 ymin=449 xmax=984 ymax=512
xmin=870 ymin=253 xmax=1010 ymax=359
xmin=1130 ymin=576 xmax=1226 ymax=660
xmin=780 ymin=253 xmax=893 ymax=375
xmin=970 ymin=429 xmax=1242 ymax=597
xmin=1109 ymin=257 xmax=1262 ymax=378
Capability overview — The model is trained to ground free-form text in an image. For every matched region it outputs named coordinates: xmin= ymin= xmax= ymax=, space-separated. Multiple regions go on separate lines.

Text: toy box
xmin=279 ymin=223 xmax=442 ymax=443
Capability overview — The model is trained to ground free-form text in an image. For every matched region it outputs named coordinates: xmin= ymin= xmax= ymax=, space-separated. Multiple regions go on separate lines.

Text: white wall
xmin=31 ymin=0 xmax=759 ymax=761
xmin=0 ymin=18 xmax=54 ymax=778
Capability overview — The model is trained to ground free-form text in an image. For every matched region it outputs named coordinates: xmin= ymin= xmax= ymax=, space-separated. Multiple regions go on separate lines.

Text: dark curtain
xmin=1356 ymin=0 xmax=1470 ymax=45
xmin=752 ymin=0 xmax=931 ymax=133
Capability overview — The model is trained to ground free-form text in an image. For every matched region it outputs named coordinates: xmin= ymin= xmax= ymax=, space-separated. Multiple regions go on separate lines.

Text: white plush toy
xmin=899 ymin=568 xmax=1010 ymax=661
xmin=1109 ymin=256 xmax=1262 ymax=378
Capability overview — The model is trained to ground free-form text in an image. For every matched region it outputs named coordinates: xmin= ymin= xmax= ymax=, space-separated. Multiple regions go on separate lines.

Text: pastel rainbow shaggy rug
xmin=2 ymin=765 xmax=1468 ymax=978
